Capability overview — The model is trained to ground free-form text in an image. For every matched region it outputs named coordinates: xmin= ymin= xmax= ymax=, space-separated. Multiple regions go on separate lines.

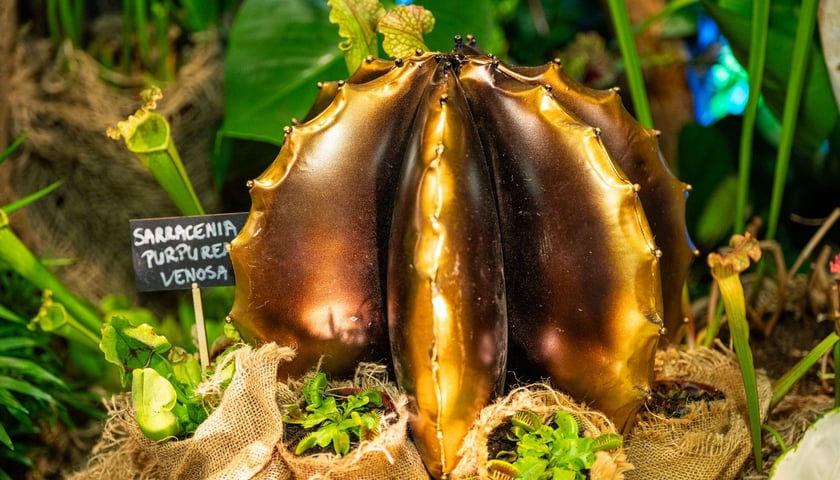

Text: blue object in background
xmin=686 ymin=15 xmax=750 ymax=126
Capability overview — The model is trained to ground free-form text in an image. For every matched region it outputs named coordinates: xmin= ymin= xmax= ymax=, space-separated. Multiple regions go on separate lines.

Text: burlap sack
xmin=624 ymin=346 xmax=772 ymax=480
xmin=451 ymin=384 xmax=633 ymax=480
xmin=276 ymin=364 xmax=429 ymax=480
xmin=72 ymin=345 xmax=429 ymax=480
xmin=71 ymin=343 xmax=296 ymax=480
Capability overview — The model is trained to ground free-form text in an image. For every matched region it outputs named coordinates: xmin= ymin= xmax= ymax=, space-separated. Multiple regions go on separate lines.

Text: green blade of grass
xmin=0 ymin=356 xmax=66 ymax=388
xmin=0 ymin=136 xmax=25 ymax=165
xmin=716 ymin=274 xmax=763 ymax=472
xmin=0 ymin=305 xmax=27 ymax=325
xmin=0 ymin=338 xmax=41 ymax=351
xmin=607 ymin=0 xmax=653 ymax=128
xmin=57 ymin=0 xmax=81 ymax=46
xmin=771 ymin=331 xmax=839 ymax=408
xmin=0 ymin=387 xmax=27 ymax=415
xmin=135 ymin=0 xmax=152 ymax=71
xmin=0 ymin=375 xmax=56 ymax=404
xmin=46 ymin=0 xmax=61 ymax=46
xmin=765 ymin=0 xmax=819 ymax=241
xmin=0 ymin=422 xmax=11 ymax=450
xmin=734 ymin=0 xmax=770 ymax=234
xmin=835 ymin=342 xmax=839 ymax=408
xmin=1 ymin=180 xmax=63 ymax=215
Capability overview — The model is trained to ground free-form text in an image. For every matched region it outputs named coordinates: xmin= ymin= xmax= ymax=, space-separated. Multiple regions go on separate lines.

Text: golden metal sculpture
xmin=228 ymin=37 xmax=693 ymax=479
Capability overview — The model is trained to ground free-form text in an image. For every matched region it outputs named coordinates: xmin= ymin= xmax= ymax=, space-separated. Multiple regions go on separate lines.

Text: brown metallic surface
xmin=229 ymin=41 xmax=694 ymax=474
xmin=387 ymin=63 xmax=507 ymax=479
xmin=459 ymin=53 xmax=663 ymax=432
xmin=497 ymin=60 xmax=696 ymax=342
xmin=228 ymin=55 xmax=438 ymax=379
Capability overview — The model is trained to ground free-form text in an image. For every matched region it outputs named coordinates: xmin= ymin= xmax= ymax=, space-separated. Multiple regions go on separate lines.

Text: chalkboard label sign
xmin=130 ymin=212 xmax=249 ymax=292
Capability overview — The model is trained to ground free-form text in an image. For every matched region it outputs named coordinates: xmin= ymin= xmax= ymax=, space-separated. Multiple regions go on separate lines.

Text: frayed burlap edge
xmin=451 ymin=384 xmax=633 ymax=480
xmin=276 ymin=364 xmax=429 ymax=480
xmin=70 ymin=343 xmax=297 ymax=480
xmin=624 ymin=346 xmax=772 ymax=480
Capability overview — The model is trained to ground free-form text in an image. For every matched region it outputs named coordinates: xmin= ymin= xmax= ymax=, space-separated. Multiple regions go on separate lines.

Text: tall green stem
xmin=607 ymin=0 xmax=653 ymax=128
xmin=765 ymin=0 xmax=818 ymax=241
xmin=708 ymin=234 xmax=763 ymax=473
xmin=0 ymin=211 xmax=103 ymax=337
xmin=735 ymin=1 xmax=770 ymax=234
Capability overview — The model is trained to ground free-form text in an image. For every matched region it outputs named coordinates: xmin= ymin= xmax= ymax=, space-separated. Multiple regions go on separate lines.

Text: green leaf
xmin=303 ymin=372 xmax=327 ymax=407
xmin=100 ymin=316 xmax=172 ymax=382
xmin=696 ymin=174 xmax=739 ymax=246
xmin=131 ymin=367 xmax=182 ymax=441
xmin=328 ymin=0 xmax=385 ymax=73
xmin=170 ymin=347 xmax=203 ymax=393
xmin=702 ymin=0 xmax=838 ymax=155
xmin=591 ymin=433 xmax=622 ymax=452
xmin=0 ymin=386 xmax=27 ymax=414
xmin=0 ymin=305 xmax=27 ymax=325
xmin=295 ymin=432 xmax=319 ymax=455
xmin=0 ymin=375 xmax=55 ymax=403
xmin=220 ymin=0 xmax=503 ymax=147
xmin=552 ymin=411 xmax=578 ymax=438
xmin=378 ymin=5 xmax=434 ymax=59
xmin=333 ymin=428 xmax=351 ymax=456
xmin=220 ymin=0 xmax=349 ymax=146
xmin=0 ymin=422 xmax=11 ymax=450
xmin=0 ymin=356 xmax=65 ymax=388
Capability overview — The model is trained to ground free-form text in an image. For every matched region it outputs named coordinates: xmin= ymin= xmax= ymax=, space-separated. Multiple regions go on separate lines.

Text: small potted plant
xmin=452 ymin=385 xmax=632 ymax=480
xmin=485 ymin=409 xmax=623 ymax=480
xmin=278 ymin=366 xmax=428 ymax=479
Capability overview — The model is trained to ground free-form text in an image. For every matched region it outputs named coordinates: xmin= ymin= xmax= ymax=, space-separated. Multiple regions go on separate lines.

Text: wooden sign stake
xmin=191 ymin=282 xmax=210 ymax=370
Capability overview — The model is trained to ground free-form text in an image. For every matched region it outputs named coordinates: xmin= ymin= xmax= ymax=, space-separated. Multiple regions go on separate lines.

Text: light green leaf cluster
xmin=378 ymin=5 xmax=435 ymax=59
xmin=99 ymin=315 xmax=237 ymax=441
xmin=488 ymin=410 xmax=622 ymax=480
xmin=327 ymin=0 xmax=386 ymax=73
xmin=283 ymin=372 xmax=383 ymax=456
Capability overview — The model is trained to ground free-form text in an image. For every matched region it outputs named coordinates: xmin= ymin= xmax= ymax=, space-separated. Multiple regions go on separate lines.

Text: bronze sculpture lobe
xmin=227 ymin=55 xmax=437 ymax=379
xmin=387 ymin=61 xmax=508 ymax=479
xmin=459 ymin=53 xmax=663 ymax=432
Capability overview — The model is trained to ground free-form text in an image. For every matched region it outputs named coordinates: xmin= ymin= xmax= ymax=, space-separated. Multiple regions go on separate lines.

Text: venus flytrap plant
xmin=487 ymin=410 xmax=622 ymax=480
xmin=99 ymin=315 xmax=237 ymax=441
xmin=283 ymin=372 xmax=384 ymax=456
xmin=707 ymin=233 xmax=763 ymax=472
xmin=107 ymin=87 xmax=205 ymax=216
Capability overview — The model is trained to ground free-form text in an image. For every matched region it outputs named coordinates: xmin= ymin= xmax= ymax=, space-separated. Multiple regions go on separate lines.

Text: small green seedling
xmin=487 ymin=410 xmax=622 ymax=480
xmin=283 ymin=372 xmax=383 ymax=456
